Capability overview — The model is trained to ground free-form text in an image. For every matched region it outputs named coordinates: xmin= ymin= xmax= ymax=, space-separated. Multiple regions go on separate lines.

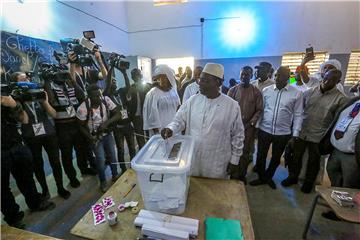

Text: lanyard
xmin=113 ymin=94 xmax=125 ymax=109
xmin=90 ymin=99 xmax=105 ymax=131
xmin=349 ymin=102 xmax=360 ymax=118
xmin=76 ymin=72 xmax=88 ymax=94
xmin=25 ymin=102 xmax=38 ymax=123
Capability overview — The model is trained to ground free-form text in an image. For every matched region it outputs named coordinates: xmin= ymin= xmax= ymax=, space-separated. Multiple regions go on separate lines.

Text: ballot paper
xmin=148 ymin=176 xmax=186 ymax=210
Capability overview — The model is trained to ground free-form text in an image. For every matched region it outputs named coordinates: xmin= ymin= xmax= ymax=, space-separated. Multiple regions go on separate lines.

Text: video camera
xmin=38 ymin=62 xmax=70 ymax=83
xmin=60 ymin=38 xmax=94 ymax=67
xmin=60 ymin=31 xmax=99 ymax=67
xmin=108 ymin=52 xmax=130 ymax=70
xmin=53 ymin=51 xmax=69 ymax=65
xmin=1 ymin=82 xmax=46 ymax=102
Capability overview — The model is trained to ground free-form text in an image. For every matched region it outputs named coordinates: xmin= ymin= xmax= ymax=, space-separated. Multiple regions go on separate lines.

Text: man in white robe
xmin=161 ymin=63 xmax=245 ymax=179
xmin=182 ymin=80 xmax=199 ymax=103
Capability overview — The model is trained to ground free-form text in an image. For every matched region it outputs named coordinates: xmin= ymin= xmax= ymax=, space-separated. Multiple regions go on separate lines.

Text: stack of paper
xmin=134 ymin=209 xmax=199 ymax=238
xmin=141 ymin=224 xmax=189 ymax=240
xmin=331 ymin=190 xmax=354 ymax=207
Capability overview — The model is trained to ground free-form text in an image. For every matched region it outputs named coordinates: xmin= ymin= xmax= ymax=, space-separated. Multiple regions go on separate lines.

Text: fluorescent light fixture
xmin=154 ymin=0 xmax=188 ymax=7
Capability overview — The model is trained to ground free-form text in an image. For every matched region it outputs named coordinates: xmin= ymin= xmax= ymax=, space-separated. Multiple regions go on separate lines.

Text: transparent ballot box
xmin=131 ymin=135 xmax=195 ymax=214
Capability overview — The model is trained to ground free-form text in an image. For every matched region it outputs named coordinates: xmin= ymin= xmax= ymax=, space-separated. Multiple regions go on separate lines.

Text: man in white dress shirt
xmin=250 ymin=66 xmax=303 ymax=189
xmin=251 ymin=62 xmax=275 ymax=92
xmin=182 ymin=66 xmax=203 ymax=103
xmin=327 ymin=97 xmax=360 ymax=188
xmin=161 ymin=63 xmax=245 ymax=179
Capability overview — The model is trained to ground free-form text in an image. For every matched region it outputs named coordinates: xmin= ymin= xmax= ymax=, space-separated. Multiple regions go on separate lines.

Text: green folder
xmin=205 ymin=217 xmax=243 ymax=240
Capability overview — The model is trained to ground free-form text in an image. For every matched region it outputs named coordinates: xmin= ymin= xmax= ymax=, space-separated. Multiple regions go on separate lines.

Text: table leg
xmin=302 ymin=194 xmax=320 ymax=239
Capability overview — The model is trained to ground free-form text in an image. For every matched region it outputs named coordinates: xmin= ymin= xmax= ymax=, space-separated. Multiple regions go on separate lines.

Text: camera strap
xmin=86 ymin=97 xmax=109 ymax=132
xmin=63 ymin=83 xmax=76 ymax=116
xmin=25 ymin=102 xmax=39 ymax=123
xmin=25 ymin=102 xmax=46 ymax=136
xmin=76 ymin=71 xmax=87 ymax=93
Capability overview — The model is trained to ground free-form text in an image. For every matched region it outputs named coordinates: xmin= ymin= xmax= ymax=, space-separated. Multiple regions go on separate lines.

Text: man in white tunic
xmin=182 ymin=79 xmax=199 ymax=103
xmin=143 ymin=65 xmax=180 ymax=136
xmin=161 ymin=63 xmax=245 ymax=179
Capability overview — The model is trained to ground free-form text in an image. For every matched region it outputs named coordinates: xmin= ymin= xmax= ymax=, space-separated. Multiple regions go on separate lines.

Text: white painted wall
xmin=1 ymin=1 xmax=359 ymax=59
xmin=126 ymin=1 xmax=360 ymax=59
xmin=1 ymin=0 xmax=129 ymax=54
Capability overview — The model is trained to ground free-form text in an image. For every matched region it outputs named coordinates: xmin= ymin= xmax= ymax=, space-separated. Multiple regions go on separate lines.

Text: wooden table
xmin=302 ymin=186 xmax=360 ymax=239
xmin=1 ymin=225 xmax=62 ymax=240
xmin=71 ymin=169 xmax=254 ymax=240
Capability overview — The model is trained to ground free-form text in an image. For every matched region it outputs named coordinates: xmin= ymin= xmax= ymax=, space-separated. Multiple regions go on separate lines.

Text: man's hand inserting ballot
xmin=161 ymin=128 xmax=173 ymax=139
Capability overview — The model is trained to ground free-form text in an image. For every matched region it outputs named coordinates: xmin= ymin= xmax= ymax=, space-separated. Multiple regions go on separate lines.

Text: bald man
xmin=250 ymin=66 xmax=303 ymax=189
xmin=282 ymin=69 xmax=349 ymax=193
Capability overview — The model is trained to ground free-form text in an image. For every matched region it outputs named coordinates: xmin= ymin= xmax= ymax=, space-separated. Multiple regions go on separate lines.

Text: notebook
xmin=205 ymin=217 xmax=243 ymax=240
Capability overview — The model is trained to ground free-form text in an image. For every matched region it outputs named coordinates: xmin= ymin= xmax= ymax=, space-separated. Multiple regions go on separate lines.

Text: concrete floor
xmin=3 ymin=148 xmax=360 ymax=240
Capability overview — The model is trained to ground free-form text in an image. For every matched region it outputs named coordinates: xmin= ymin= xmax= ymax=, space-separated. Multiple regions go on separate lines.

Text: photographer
xmin=69 ymin=49 xmax=107 ymax=97
xmin=68 ymin=50 xmax=107 ymax=174
xmin=1 ymin=95 xmax=55 ymax=229
xmin=103 ymin=62 xmax=136 ymax=174
xmin=76 ymin=84 xmax=121 ymax=192
xmin=11 ymin=72 xmax=71 ymax=200
xmin=44 ymin=68 xmax=85 ymax=188
xmin=127 ymin=68 xmax=152 ymax=149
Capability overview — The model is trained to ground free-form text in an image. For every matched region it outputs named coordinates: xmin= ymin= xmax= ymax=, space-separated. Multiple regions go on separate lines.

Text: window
xmin=154 ymin=0 xmax=188 ymax=6
xmin=155 ymin=57 xmax=194 ymax=74
xmin=345 ymin=50 xmax=360 ymax=86
xmin=281 ymin=51 xmax=329 ymax=75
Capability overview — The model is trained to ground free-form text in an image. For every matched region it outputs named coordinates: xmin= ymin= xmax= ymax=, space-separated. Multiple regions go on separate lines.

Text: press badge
xmin=335 ymin=115 xmax=353 ymax=132
xmin=32 ymin=122 xmax=46 ymax=136
xmin=121 ymin=109 xmax=128 ymax=120
xmin=66 ymin=106 xmax=74 ymax=116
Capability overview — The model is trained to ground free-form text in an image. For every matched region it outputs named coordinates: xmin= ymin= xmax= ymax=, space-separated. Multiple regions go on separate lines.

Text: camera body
xmin=108 ymin=52 xmax=130 ymax=70
xmin=53 ymin=51 xmax=69 ymax=65
xmin=38 ymin=63 xmax=70 ymax=84
xmin=1 ymin=82 xmax=46 ymax=102
xmin=60 ymin=38 xmax=94 ymax=67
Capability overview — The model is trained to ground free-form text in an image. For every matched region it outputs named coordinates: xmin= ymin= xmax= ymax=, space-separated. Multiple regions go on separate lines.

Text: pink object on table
xmin=353 ymin=193 xmax=360 ymax=206
xmin=118 ymin=204 xmax=126 ymax=212
xmin=103 ymin=196 xmax=115 ymax=209
xmin=91 ymin=203 xmax=106 ymax=225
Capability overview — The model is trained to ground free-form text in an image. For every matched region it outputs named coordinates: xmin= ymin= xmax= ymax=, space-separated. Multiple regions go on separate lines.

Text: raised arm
xmin=299 ymin=52 xmax=315 ymax=84
xmin=94 ymin=49 xmax=108 ymax=80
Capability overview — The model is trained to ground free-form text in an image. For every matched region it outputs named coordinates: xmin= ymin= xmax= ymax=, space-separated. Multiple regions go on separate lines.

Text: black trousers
xmin=1 ymin=144 xmax=42 ymax=225
xmin=132 ymin=116 xmax=145 ymax=149
xmin=55 ymin=121 xmax=80 ymax=181
xmin=288 ymin=138 xmax=321 ymax=184
xmin=76 ymin=136 xmax=96 ymax=171
xmin=25 ymin=135 xmax=64 ymax=193
xmin=256 ymin=130 xmax=291 ymax=181
xmin=113 ymin=125 xmax=136 ymax=172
